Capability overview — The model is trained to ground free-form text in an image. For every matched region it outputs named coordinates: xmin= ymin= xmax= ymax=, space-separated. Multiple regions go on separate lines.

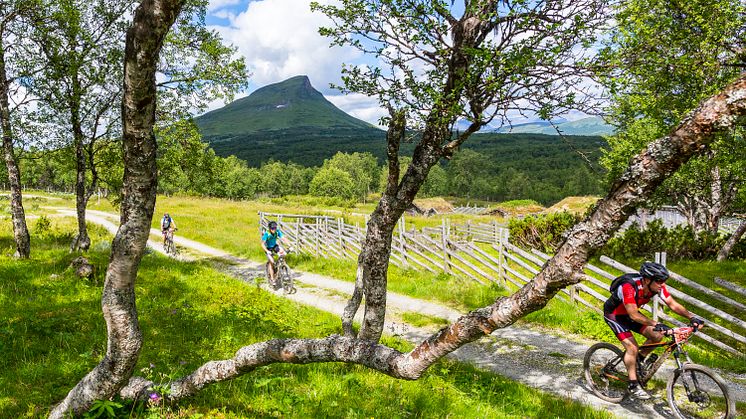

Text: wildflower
xmin=149 ymin=392 xmax=162 ymax=404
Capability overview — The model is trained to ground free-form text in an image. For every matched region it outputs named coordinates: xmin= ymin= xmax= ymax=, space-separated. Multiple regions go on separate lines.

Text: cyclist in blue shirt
xmin=262 ymin=221 xmax=290 ymax=282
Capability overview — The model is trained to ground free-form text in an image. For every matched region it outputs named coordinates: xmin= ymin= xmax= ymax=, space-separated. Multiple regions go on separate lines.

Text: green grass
xmin=13 ymin=191 xmax=745 ymax=372
xmin=0 ymin=218 xmax=611 ymax=418
xmin=400 ymin=312 xmax=450 ymax=328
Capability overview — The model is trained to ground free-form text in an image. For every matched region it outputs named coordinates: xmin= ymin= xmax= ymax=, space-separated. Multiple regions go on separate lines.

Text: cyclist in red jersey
xmin=603 ymin=261 xmax=704 ymax=400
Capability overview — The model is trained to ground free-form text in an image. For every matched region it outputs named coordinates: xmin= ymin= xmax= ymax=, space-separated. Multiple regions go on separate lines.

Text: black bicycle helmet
xmin=640 ymin=261 xmax=669 ymax=282
xmin=268 ymin=221 xmax=278 ymax=229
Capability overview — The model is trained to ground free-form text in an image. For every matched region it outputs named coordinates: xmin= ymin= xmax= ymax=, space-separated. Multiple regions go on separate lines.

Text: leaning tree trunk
xmin=117 ymin=75 xmax=746 ymax=401
xmin=343 ymin=8 xmax=492 ymax=342
xmin=0 ymin=43 xmax=30 ymax=258
xmin=717 ymin=220 xmax=746 ymax=261
xmin=49 ymin=0 xmax=184 ymax=417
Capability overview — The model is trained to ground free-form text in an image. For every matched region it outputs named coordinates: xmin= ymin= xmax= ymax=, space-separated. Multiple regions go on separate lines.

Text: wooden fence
xmin=452 ymin=205 xmax=488 ymax=215
xmin=260 ymin=212 xmax=745 ymax=356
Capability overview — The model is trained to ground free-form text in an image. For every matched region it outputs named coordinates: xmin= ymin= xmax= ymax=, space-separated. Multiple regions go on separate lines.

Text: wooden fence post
xmin=315 ymin=218 xmax=321 ymax=257
xmin=337 ymin=218 xmax=345 ymax=255
xmin=441 ymin=218 xmax=450 ymax=274
xmin=399 ymin=217 xmax=409 ymax=267
xmin=653 ymin=252 xmax=663 ymax=320
xmin=296 ymin=218 xmax=301 ymax=251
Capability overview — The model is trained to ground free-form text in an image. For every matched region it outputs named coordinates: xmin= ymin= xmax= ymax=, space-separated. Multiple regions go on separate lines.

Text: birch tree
xmin=599 ymin=0 xmax=746 ymax=235
xmin=29 ymin=0 xmax=247 ymax=251
xmin=49 ymin=0 xmax=185 ymax=415
xmin=312 ymin=0 xmax=609 ymax=341
xmin=0 ymin=0 xmax=37 ymax=258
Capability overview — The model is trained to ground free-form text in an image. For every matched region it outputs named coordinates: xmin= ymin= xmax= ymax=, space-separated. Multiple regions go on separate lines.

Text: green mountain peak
xmin=196 ymin=75 xmax=377 ymax=136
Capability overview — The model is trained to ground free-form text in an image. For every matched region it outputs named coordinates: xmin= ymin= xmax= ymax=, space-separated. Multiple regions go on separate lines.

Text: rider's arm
xmin=171 ymin=219 xmax=177 ymax=229
xmin=661 ymin=292 xmax=696 ymax=323
xmin=260 ymin=233 xmax=268 ymax=252
xmin=624 ymin=303 xmax=657 ymax=327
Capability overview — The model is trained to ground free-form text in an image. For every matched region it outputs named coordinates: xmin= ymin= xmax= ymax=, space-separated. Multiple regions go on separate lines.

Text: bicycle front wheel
xmin=583 ymin=342 xmax=629 ymax=403
xmin=279 ymin=265 xmax=295 ymax=294
xmin=667 ymin=363 xmax=735 ymax=419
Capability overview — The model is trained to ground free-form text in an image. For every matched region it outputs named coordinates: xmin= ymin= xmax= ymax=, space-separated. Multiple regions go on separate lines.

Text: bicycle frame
xmin=600 ymin=327 xmax=696 ymax=386
xmin=638 ymin=327 xmax=695 ymax=385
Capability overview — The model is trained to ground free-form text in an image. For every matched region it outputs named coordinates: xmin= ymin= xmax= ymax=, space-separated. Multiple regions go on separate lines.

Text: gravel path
xmin=56 ymin=208 xmax=745 ymax=418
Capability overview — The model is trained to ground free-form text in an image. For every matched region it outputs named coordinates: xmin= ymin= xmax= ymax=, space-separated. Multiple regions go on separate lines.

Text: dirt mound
xmin=545 ymin=196 xmax=600 ymax=215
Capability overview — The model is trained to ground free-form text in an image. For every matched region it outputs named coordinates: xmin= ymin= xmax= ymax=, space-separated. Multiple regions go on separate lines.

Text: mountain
xmin=195 ymin=75 xmax=386 ymax=166
xmin=494 ymin=116 xmax=614 ymax=136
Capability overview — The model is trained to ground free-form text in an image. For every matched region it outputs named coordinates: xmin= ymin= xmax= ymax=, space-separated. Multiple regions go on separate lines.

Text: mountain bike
xmin=164 ymin=228 xmax=178 ymax=256
xmin=584 ymin=326 xmax=735 ymax=418
xmin=265 ymin=248 xmax=296 ymax=294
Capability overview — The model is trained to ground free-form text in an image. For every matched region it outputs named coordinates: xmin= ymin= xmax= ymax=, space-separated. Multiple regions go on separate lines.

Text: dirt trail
xmin=55 ymin=208 xmax=745 ymax=418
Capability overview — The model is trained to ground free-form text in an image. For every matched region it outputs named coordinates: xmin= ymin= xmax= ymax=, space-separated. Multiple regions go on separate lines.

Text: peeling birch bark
xmin=121 ymin=74 xmax=746 ymax=401
xmin=49 ymin=0 xmax=184 ymax=417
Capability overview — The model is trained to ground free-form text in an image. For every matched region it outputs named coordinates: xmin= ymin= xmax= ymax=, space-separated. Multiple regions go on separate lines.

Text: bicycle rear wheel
xmin=584 ymin=342 xmax=629 ymax=403
xmin=667 ymin=363 xmax=734 ymax=419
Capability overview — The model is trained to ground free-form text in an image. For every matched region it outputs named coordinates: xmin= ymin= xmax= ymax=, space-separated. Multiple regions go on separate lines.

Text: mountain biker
xmin=161 ymin=213 xmax=177 ymax=244
xmin=261 ymin=221 xmax=290 ymax=282
xmin=603 ymin=261 xmax=704 ymax=400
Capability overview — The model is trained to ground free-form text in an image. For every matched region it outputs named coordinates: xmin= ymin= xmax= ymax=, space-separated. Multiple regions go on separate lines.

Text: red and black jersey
xmin=603 ymin=275 xmax=670 ymax=315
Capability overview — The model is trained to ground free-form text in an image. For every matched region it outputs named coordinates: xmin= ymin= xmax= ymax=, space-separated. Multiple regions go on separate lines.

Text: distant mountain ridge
xmin=195 ymin=75 xmax=610 ymax=166
xmin=494 ymin=116 xmax=614 ymax=136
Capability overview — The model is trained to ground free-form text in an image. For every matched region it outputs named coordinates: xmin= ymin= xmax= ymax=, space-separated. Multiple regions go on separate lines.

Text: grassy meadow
xmin=0 ymin=217 xmax=612 ymax=418
xmin=10 ymin=191 xmax=746 ymax=372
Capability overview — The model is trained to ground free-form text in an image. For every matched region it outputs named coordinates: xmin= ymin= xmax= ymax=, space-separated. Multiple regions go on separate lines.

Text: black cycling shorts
xmin=604 ymin=313 xmax=648 ymax=341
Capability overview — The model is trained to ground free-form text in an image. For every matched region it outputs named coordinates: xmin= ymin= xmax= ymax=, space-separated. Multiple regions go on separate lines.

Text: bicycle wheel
xmin=279 ymin=265 xmax=295 ymax=294
xmin=265 ymin=262 xmax=278 ymax=289
xmin=667 ymin=363 xmax=735 ymax=419
xmin=584 ymin=342 xmax=629 ymax=403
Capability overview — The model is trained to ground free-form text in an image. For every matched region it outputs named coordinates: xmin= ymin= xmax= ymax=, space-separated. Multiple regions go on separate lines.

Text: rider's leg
xmin=619 ymin=336 xmax=640 ymax=382
xmin=266 ymin=251 xmax=276 ymax=279
xmin=638 ymin=326 xmax=664 ymax=357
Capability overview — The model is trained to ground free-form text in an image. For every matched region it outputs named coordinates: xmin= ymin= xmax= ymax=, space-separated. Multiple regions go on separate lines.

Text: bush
xmin=508 ymin=211 xmax=581 ymax=253
xmin=600 ymin=219 xmax=746 ymax=260
xmin=34 ymin=215 xmax=52 ymax=239
xmin=309 ymin=167 xmax=357 ymax=200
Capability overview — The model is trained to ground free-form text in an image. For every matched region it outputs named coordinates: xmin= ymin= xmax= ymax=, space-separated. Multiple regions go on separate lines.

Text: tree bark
xmin=118 ymin=73 xmax=746 ymax=401
xmin=717 ymin=220 xmax=746 ymax=261
xmin=49 ymin=0 xmax=183 ymax=417
xmin=71 ymin=93 xmax=91 ymax=251
xmin=0 ymin=38 xmax=30 ymax=258
xmin=344 ymin=7 xmax=491 ymax=342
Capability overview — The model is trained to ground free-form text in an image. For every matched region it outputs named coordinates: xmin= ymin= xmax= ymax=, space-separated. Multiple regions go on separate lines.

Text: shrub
xmin=508 ymin=211 xmax=581 ymax=253
xmin=600 ymin=219 xmax=746 ymax=260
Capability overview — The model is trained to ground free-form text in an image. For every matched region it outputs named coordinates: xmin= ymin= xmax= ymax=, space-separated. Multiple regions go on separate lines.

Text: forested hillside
xmin=11 ymin=131 xmax=605 ymax=205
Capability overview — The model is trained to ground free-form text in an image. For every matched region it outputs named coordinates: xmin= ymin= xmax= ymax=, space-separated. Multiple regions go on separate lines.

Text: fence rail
xmin=260 ymin=211 xmax=745 ymax=356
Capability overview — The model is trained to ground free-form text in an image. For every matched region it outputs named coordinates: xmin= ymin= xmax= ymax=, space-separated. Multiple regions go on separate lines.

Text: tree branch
xmin=116 ymin=73 xmax=746 ymax=402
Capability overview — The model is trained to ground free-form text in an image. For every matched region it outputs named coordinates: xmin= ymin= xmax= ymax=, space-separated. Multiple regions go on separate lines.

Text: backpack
xmin=604 ymin=273 xmax=640 ymax=313
xmin=162 ymin=216 xmax=171 ymax=229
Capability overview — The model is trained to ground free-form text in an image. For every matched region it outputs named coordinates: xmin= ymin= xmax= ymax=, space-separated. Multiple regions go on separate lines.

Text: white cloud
xmin=212 ymin=0 xmax=361 ymax=96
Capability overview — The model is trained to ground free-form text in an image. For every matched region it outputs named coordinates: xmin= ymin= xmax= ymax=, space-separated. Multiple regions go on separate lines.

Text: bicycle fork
xmin=671 ymin=348 xmax=706 ymax=404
